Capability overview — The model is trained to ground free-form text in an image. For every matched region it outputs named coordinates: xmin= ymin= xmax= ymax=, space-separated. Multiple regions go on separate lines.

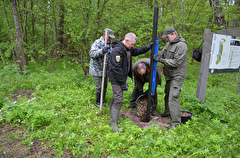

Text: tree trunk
xmin=209 ymin=0 xmax=227 ymax=29
xmin=10 ymin=0 xmax=26 ymax=71
xmin=31 ymin=0 xmax=37 ymax=59
xmin=22 ymin=0 xmax=30 ymax=66
xmin=2 ymin=0 xmax=17 ymax=64
xmin=56 ymin=0 xmax=64 ymax=49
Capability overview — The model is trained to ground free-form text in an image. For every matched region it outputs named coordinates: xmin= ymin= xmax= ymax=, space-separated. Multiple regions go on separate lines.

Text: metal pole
xmin=146 ymin=7 xmax=158 ymax=122
xmin=100 ymin=30 xmax=107 ymax=115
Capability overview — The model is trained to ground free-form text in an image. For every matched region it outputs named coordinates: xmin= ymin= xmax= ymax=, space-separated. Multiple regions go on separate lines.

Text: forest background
xmin=0 ymin=0 xmax=240 ymax=157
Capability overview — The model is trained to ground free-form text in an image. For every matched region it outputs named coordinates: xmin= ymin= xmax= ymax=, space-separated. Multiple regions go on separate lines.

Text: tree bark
xmin=10 ymin=0 xmax=26 ymax=71
xmin=209 ymin=0 xmax=227 ymax=29
xmin=22 ymin=0 xmax=31 ymax=66
xmin=2 ymin=0 xmax=17 ymax=63
xmin=56 ymin=0 xmax=64 ymax=48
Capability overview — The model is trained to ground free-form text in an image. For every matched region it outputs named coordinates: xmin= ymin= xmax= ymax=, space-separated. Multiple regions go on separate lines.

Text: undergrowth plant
xmin=0 ymin=60 xmax=240 ymax=157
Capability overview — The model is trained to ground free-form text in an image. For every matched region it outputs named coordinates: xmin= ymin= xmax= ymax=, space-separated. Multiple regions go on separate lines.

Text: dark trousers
xmin=93 ymin=76 xmax=108 ymax=94
xmin=110 ymin=84 xmax=123 ymax=110
xmin=93 ymin=76 xmax=108 ymax=103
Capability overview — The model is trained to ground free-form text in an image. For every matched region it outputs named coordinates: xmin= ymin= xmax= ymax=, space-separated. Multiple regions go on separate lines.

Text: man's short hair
xmin=137 ymin=63 xmax=146 ymax=71
xmin=124 ymin=33 xmax=137 ymax=42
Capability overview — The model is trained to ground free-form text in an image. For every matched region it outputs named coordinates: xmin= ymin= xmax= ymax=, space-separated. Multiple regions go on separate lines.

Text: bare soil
xmin=11 ymin=90 xmax=36 ymax=101
xmin=120 ymin=97 xmax=171 ymax=129
xmin=1 ymin=90 xmax=73 ymax=158
xmin=1 ymin=90 xmax=172 ymax=157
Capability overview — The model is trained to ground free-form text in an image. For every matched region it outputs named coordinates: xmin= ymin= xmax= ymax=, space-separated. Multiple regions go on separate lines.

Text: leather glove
xmin=147 ymin=42 xmax=154 ymax=49
xmin=121 ymin=83 xmax=129 ymax=91
xmin=102 ymin=46 xmax=110 ymax=54
xmin=153 ymin=54 xmax=163 ymax=63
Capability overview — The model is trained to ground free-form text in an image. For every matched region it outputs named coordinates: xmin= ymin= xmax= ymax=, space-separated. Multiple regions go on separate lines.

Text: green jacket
xmin=159 ymin=35 xmax=188 ymax=80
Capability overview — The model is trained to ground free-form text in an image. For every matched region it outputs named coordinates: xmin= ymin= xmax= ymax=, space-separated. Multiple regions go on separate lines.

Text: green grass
xmin=0 ymin=60 xmax=240 ymax=157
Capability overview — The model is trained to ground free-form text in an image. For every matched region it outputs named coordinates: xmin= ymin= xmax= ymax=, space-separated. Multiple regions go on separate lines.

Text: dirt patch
xmin=0 ymin=90 xmax=73 ymax=158
xmin=11 ymin=90 xmax=36 ymax=101
xmin=120 ymin=110 xmax=171 ymax=130
xmin=120 ymin=97 xmax=171 ymax=130
xmin=0 ymin=122 xmax=74 ymax=158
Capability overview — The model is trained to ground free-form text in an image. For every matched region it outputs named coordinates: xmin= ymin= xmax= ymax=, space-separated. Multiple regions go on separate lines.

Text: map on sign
xmin=209 ymin=34 xmax=240 ymax=73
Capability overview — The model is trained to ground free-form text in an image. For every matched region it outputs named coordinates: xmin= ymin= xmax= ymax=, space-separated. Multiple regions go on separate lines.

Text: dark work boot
xmin=152 ymin=101 xmax=157 ymax=116
xmin=110 ymin=108 xmax=123 ymax=132
xmin=152 ymin=109 xmax=157 ymax=116
xmin=160 ymin=113 xmax=170 ymax=117
xmin=128 ymin=102 xmax=136 ymax=109
xmin=95 ymin=92 xmax=100 ymax=108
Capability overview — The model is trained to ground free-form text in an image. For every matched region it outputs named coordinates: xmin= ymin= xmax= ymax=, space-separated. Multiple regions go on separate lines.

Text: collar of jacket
xmin=170 ymin=34 xmax=181 ymax=44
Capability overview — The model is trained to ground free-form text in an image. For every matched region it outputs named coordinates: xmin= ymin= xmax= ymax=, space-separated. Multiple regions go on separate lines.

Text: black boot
xmin=95 ymin=92 xmax=100 ymax=108
xmin=152 ymin=109 xmax=157 ymax=116
xmin=152 ymin=101 xmax=157 ymax=116
xmin=128 ymin=102 xmax=136 ymax=109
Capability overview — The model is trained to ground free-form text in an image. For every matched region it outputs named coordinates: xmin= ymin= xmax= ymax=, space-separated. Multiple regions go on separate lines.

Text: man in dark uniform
xmin=128 ymin=58 xmax=161 ymax=116
xmin=109 ymin=33 xmax=153 ymax=132
xmin=153 ymin=27 xmax=188 ymax=129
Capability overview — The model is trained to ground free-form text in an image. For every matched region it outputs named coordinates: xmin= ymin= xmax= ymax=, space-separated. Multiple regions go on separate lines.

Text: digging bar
xmin=100 ymin=30 xmax=108 ymax=115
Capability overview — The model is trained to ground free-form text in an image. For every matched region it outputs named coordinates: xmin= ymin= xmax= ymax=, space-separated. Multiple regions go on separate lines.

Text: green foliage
xmin=1 ymin=0 xmax=239 ymax=69
xmin=1 ymin=0 xmax=240 ymax=156
xmin=1 ymin=61 xmax=240 ymax=157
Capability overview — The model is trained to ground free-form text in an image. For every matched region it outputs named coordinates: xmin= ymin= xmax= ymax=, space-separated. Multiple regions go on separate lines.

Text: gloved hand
xmin=153 ymin=54 xmax=163 ymax=63
xmin=147 ymin=42 xmax=154 ymax=49
xmin=102 ymin=46 xmax=110 ymax=54
xmin=121 ymin=83 xmax=129 ymax=91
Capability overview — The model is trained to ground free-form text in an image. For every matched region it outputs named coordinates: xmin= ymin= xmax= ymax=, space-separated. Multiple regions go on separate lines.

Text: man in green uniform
xmin=153 ymin=27 xmax=188 ymax=128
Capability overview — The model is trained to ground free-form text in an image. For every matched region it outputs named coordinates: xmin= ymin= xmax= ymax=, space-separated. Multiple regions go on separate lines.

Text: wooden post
xmin=196 ymin=29 xmax=212 ymax=103
xmin=146 ymin=7 xmax=158 ymax=122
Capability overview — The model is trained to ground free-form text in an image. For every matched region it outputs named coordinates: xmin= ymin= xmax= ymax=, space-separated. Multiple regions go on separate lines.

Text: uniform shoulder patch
xmin=116 ymin=55 xmax=120 ymax=62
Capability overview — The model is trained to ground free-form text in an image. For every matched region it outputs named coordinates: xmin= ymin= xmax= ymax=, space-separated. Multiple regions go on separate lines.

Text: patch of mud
xmin=119 ymin=110 xmax=171 ymax=130
xmin=11 ymin=90 xmax=36 ymax=101
xmin=0 ymin=123 xmax=74 ymax=158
